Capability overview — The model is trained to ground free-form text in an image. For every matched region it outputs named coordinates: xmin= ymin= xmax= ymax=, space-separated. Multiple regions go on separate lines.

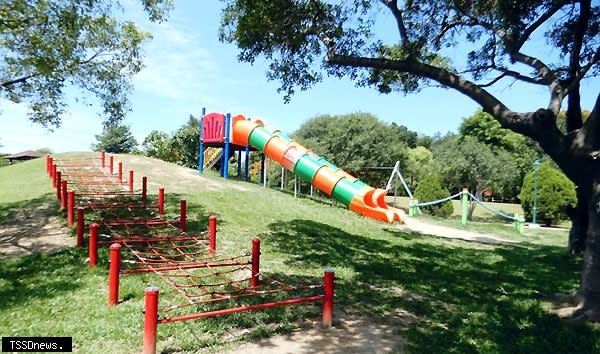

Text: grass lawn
xmin=1 ymin=154 xmax=599 ymax=353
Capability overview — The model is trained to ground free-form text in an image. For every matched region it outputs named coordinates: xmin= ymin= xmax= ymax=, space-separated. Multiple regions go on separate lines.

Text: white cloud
xmin=0 ymin=100 xmax=103 ymax=154
xmin=133 ymin=22 xmax=218 ymax=100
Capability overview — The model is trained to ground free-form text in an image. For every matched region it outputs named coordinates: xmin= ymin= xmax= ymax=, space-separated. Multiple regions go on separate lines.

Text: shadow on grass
xmin=0 ymin=247 xmax=89 ymax=311
xmin=260 ymin=219 xmax=599 ymax=354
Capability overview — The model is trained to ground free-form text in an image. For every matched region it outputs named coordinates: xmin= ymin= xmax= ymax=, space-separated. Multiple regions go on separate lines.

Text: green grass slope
xmin=0 ymin=153 xmax=598 ymax=353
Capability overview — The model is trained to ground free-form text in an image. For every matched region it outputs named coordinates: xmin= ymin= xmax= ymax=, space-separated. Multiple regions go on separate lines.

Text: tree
xmin=432 ymin=135 xmax=517 ymax=220
xmin=519 ymin=162 xmax=577 ymax=226
xmin=404 ymin=146 xmax=434 ymax=191
xmin=220 ymin=1 xmax=600 ymax=320
xmin=1 ymin=0 xmax=172 ymax=128
xmin=170 ymin=116 xmax=200 ymax=168
xmin=459 ymin=109 xmax=542 ymax=199
xmin=292 ymin=112 xmax=408 ymax=185
xmin=414 ymin=174 xmax=453 ymax=217
xmin=142 ymin=130 xmax=173 ymax=161
xmin=92 ymin=124 xmax=137 ymax=153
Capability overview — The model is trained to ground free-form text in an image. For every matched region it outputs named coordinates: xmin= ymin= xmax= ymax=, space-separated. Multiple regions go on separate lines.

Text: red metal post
xmin=209 ymin=215 xmax=217 ymax=254
xmin=46 ymin=155 xmax=50 ymax=175
xmin=143 ymin=286 xmax=160 ymax=354
xmin=158 ymin=188 xmax=164 ymax=215
xmin=101 ymin=150 xmax=106 ymax=168
xmin=109 ymin=156 xmax=114 ymax=175
xmin=55 ymin=171 xmax=62 ymax=200
xmin=118 ymin=162 xmax=123 ymax=183
xmin=142 ymin=176 xmax=147 ymax=202
xmin=60 ymin=180 xmax=67 ymax=209
xmin=52 ymin=164 xmax=57 ymax=187
xmin=322 ymin=270 xmax=335 ymax=327
xmin=251 ymin=238 xmax=261 ymax=287
xmin=76 ymin=207 xmax=84 ymax=247
xmin=179 ymin=200 xmax=187 ymax=232
xmin=89 ymin=223 xmax=99 ymax=267
xmin=108 ymin=243 xmax=122 ymax=306
xmin=67 ymin=191 xmax=75 ymax=227
xmin=129 ymin=170 xmax=134 ymax=193
xmin=48 ymin=156 xmax=53 ymax=177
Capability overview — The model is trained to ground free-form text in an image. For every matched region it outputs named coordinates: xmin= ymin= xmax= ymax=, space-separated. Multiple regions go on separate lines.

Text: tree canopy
xmin=92 ymin=124 xmax=138 ymax=153
xmin=1 ymin=0 xmax=173 ymax=128
xmin=292 ymin=112 xmax=409 ymax=184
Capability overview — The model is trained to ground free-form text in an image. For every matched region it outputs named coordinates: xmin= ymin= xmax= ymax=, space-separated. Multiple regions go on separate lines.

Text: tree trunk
xmin=568 ymin=187 xmax=589 ymax=255
xmin=572 ymin=179 xmax=600 ymax=321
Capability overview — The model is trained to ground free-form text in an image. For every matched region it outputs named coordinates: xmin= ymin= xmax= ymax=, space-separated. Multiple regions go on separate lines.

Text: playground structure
xmin=198 ymin=109 xmax=405 ymax=223
xmin=46 ymin=152 xmax=334 ymax=354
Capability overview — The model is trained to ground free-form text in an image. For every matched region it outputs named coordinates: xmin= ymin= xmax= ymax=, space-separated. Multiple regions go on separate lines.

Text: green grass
xmin=1 ymin=154 xmax=599 ymax=353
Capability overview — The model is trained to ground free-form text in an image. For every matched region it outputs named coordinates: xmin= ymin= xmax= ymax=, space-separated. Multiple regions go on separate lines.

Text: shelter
xmin=5 ymin=150 xmax=44 ymax=164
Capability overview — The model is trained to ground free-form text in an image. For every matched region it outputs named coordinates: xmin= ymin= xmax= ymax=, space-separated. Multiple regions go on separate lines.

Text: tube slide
xmin=230 ymin=115 xmax=405 ymax=223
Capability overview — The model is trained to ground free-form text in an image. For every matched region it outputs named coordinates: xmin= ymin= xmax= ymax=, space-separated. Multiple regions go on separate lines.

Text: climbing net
xmin=46 ymin=153 xmax=333 ymax=354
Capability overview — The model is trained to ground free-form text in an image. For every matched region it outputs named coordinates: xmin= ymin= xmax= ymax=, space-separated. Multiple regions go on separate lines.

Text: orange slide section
xmin=231 ymin=115 xmax=405 ymax=223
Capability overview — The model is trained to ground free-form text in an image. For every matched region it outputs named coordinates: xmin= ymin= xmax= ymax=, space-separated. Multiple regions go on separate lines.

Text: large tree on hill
xmin=220 ymin=1 xmax=600 ymax=320
xmin=0 ymin=0 xmax=172 ymax=128
xmin=293 ymin=112 xmax=408 ymax=185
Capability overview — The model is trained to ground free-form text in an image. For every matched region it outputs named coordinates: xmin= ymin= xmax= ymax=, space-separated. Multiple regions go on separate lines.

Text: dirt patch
xmin=0 ymin=202 xmax=72 ymax=260
xmin=397 ymin=217 xmax=518 ymax=244
xmin=224 ymin=311 xmax=414 ymax=354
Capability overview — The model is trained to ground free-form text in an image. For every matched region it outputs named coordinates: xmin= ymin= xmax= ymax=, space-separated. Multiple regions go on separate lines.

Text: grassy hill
xmin=0 ymin=153 xmax=598 ymax=353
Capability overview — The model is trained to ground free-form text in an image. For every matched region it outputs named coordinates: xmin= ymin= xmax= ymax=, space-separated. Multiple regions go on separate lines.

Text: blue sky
xmin=1 ymin=1 xmax=599 ymax=154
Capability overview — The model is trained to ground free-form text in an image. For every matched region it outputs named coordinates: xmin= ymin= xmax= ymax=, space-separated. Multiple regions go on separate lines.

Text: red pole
xmin=108 ymin=243 xmax=122 ymax=306
xmin=76 ymin=207 xmax=84 ymax=247
xmin=109 ymin=156 xmax=114 ymax=175
xmin=55 ymin=171 xmax=62 ymax=200
xmin=322 ymin=270 xmax=335 ymax=327
xmin=129 ymin=170 xmax=134 ymax=193
xmin=158 ymin=188 xmax=164 ymax=214
xmin=251 ymin=238 xmax=261 ymax=287
xmin=118 ymin=162 xmax=123 ymax=183
xmin=60 ymin=180 xmax=67 ymax=209
xmin=209 ymin=215 xmax=217 ymax=254
xmin=143 ymin=286 xmax=160 ymax=354
xmin=46 ymin=155 xmax=50 ymax=175
xmin=179 ymin=200 xmax=187 ymax=232
xmin=101 ymin=150 xmax=106 ymax=168
xmin=89 ymin=223 xmax=99 ymax=267
xmin=52 ymin=165 xmax=57 ymax=187
xmin=67 ymin=191 xmax=75 ymax=227
xmin=48 ymin=156 xmax=53 ymax=178
xmin=142 ymin=176 xmax=147 ymax=203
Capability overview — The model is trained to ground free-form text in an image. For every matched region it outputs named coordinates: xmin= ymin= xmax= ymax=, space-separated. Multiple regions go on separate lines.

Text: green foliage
xmin=91 ymin=124 xmax=138 ymax=153
xmin=142 ymin=130 xmax=172 ymax=161
xmin=404 ymin=146 xmax=434 ymax=191
xmin=459 ymin=109 xmax=542 ymax=199
xmin=219 ymin=1 xmax=599 ymax=102
xmin=292 ymin=112 xmax=409 ymax=185
xmin=414 ymin=174 xmax=453 ymax=217
xmin=433 ymin=135 xmax=517 ymax=200
xmin=141 ymin=115 xmax=199 ymax=168
xmin=0 ymin=0 xmax=173 ymax=127
xmin=519 ymin=162 xmax=577 ymax=226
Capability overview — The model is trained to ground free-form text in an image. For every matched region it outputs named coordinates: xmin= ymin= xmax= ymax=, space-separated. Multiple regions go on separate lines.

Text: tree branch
xmin=382 ymin=0 xmax=409 ymax=45
xmin=1 ymin=74 xmax=36 ymax=88
xmin=511 ymin=1 xmax=574 ymax=51
xmin=511 ymin=52 xmax=564 ymax=113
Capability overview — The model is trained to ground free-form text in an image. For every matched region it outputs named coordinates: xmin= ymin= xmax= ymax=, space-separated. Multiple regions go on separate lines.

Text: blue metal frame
xmin=223 ymin=113 xmax=231 ymax=179
xmin=198 ymin=107 xmax=206 ymax=174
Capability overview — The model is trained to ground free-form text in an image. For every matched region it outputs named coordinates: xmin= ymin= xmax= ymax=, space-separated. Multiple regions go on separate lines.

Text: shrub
xmin=414 ymin=174 xmax=454 ymax=217
xmin=519 ymin=162 xmax=576 ymax=226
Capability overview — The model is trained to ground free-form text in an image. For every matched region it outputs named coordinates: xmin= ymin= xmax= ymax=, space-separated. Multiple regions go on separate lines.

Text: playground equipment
xmin=48 ymin=152 xmax=333 ymax=354
xmin=197 ymin=108 xmax=257 ymax=181
xmin=228 ymin=115 xmax=405 ymax=223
